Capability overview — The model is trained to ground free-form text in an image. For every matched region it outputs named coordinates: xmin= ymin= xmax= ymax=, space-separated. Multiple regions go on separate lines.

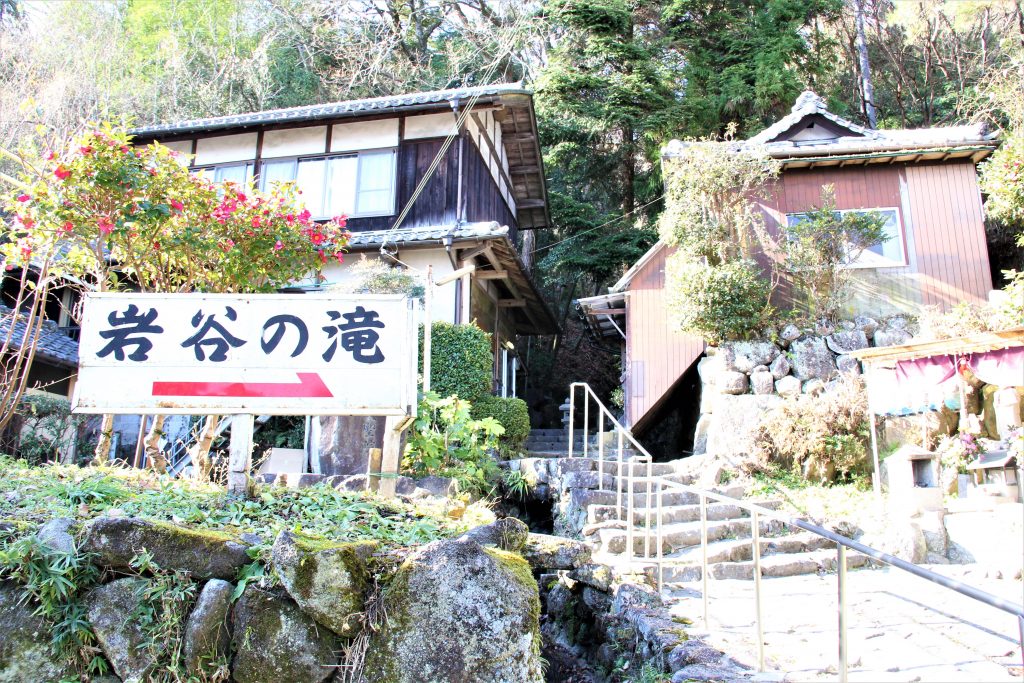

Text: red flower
xmin=97 ymin=217 xmax=114 ymax=235
xmin=334 ymin=251 xmax=344 ymax=264
xmin=18 ymin=216 xmax=34 ymax=229
xmin=236 ymin=193 xmax=247 ymax=203
xmin=252 ymin=216 xmax=261 ymax=228
xmin=298 ymin=209 xmax=311 ymax=221
xmin=53 ymin=166 xmax=71 ymax=180
xmin=310 ymin=232 xmax=325 ymax=245
xmin=79 ymin=145 xmax=94 ymax=155
xmin=61 ymin=221 xmax=74 ymax=233
xmin=45 ymin=151 xmax=57 ymax=161
xmin=16 ymin=194 xmax=30 ymax=202
xmin=170 ymin=199 xmax=184 ymax=212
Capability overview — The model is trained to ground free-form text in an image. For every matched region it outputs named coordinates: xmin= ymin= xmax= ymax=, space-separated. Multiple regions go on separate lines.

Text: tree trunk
xmin=191 ymin=415 xmax=221 ymax=481
xmin=144 ymin=414 xmax=168 ymax=474
xmin=93 ymin=414 xmax=115 ymax=465
xmin=854 ymin=0 xmax=878 ymax=128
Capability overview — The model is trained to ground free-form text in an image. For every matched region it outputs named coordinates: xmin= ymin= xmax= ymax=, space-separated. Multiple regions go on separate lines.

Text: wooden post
xmin=379 ymin=415 xmax=409 ymax=499
xmin=367 ymin=447 xmax=383 ymax=493
xmin=460 ymin=267 xmax=472 ymax=324
xmin=228 ymin=413 xmax=254 ymax=496
xmin=424 ymin=265 xmax=433 ymax=393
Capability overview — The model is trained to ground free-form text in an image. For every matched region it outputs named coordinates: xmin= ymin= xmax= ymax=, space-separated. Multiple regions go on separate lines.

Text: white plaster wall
xmin=331 ymin=119 xmax=399 ymax=152
xmin=320 ymin=247 xmax=458 ymax=324
xmin=194 ymin=133 xmax=258 ymax=165
xmin=404 ymin=112 xmax=458 ymax=140
xmin=161 ymin=140 xmax=194 ymax=165
xmin=263 ymin=126 xmax=327 ymax=158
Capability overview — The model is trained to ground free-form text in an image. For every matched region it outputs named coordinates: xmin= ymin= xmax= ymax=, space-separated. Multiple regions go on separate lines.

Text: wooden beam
xmin=475 ymin=270 xmax=509 ymax=280
xmin=470 ymin=112 xmax=516 ymax=197
xmin=510 ymin=166 xmax=542 ymax=175
xmin=517 ymin=199 xmax=545 ymax=209
xmin=498 ymin=300 xmax=527 ymax=308
xmin=506 ymin=132 xmax=536 ymax=143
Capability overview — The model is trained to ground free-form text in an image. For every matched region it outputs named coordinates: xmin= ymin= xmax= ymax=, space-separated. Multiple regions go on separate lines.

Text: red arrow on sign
xmin=152 ymin=372 xmax=333 ymax=398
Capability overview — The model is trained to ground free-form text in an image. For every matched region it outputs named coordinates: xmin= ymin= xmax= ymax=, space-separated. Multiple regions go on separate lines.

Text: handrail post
xmin=567 ymin=384 xmax=575 ymax=459
xmin=701 ymin=493 xmax=709 ymax=625
xmin=645 ymin=458 xmax=652 ymax=559
xmin=583 ymin=394 xmax=590 ymax=459
xmin=598 ymin=409 xmax=605 ymax=490
xmin=656 ymin=477 xmax=664 ymax=591
xmin=753 ymin=510 xmax=764 ymax=672
xmin=838 ymin=544 xmax=849 ymax=683
xmin=626 ymin=458 xmax=635 ymax=567
xmin=616 ymin=429 xmax=624 ymax=521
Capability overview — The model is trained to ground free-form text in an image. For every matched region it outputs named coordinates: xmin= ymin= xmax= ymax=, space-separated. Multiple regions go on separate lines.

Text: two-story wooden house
xmin=579 ymin=91 xmax=999 ymax=448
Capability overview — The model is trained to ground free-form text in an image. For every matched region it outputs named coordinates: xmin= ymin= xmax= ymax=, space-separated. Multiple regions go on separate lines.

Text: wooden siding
xmin=624 ymin=245 xmax=705 ymax=430
xmin=904 ymin=163 xmax=993 ymax=308
xmin=464 ymin=134 xmax=517 ymax=240
xmin=755 ymin=162 xmax=991 ymax=316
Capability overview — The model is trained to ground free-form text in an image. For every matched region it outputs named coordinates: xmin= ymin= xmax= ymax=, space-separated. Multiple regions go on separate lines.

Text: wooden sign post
xmin=228 ymin=414 xmax=254 ymax=495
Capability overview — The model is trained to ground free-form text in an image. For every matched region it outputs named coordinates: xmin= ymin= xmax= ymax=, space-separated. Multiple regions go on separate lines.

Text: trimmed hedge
xmin=419 ymin=322 xmax=493 ymax=403
xmin=471 ymin=395 xmax=530 ymax=450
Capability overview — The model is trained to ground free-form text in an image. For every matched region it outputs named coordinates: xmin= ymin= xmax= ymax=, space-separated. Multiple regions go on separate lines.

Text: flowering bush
xmin=2 ymin=125 xmax=349 ymax=293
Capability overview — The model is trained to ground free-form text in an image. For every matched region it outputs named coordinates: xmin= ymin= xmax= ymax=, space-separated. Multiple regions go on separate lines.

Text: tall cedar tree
xmin=663 ymin=0 xmax=842 ymax=136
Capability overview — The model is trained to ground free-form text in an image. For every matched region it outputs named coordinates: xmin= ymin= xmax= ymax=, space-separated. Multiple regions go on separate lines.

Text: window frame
xmin=210 ymin=147 xmax=398 ymax=220
xmin=784 ymin=206 xmax=907 ymax=269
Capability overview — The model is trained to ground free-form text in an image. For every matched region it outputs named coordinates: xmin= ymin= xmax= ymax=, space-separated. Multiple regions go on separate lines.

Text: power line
xmin=532 ymin=194 xmax=665 ymax=256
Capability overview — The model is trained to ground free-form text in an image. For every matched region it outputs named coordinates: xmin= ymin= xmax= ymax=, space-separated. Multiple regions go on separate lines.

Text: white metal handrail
xmin=566 ymin=382 xmax=1024 ymax=682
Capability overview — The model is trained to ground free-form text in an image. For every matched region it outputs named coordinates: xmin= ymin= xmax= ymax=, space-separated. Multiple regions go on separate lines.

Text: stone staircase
xmin=512 ymin=428 xmax=870 ymax=583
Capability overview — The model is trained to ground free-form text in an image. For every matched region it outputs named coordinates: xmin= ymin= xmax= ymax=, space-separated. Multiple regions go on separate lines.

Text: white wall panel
xmin=263 ymin=126 xmax=327 ymax=158
xmin=161 ymin=140 xmax=193 ymax=166
xmin=194 ymin=133 xmax=258 ymax=165
xmin=404 ymin=112 xmax=457 ymax=140
xmin=331 ymin=119 xmax=399 ymax=152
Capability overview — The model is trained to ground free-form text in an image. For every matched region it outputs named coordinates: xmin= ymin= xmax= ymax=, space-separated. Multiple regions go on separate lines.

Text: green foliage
xmin=0 ymin=533 xmax=106 ymax=675
xmin=665 ymin=258 xmax=771 ymax=344
xmin=663 ymin=0 xmax=842 ymax=136
xmin=254 ymin=415 xmax=305 ymax=452
xmin=8 ymin=394 xmax=87 ymax=465
xmin=501 ymin=469 xmax=532 ymax=500
xmin=334 ymin=257 xmax=425 ymax=298
xmin=402 ymin=393 xmax=504 ymax=496
xmin=420 ymin=322 xmax=494 ymax=403
xmin=753 ymin=376 xmax=871 ymax=484
xmin=471 ymin=395 xmax=530 ymax=452
xmin=774 ymin=189 xmax=888 ymax=320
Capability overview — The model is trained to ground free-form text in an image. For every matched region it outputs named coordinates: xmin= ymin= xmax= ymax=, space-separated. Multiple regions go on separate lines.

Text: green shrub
xmin=10 ymin=394 xmax=86 ymax=465
xmin=665 ymin=257 xmax=771 ymax=344
xmin=752 ymin=376 xmax=870 ymax=484
xmin=471 ymin=395 xmax=530 ymax=452
xmin=402 ymin=392 xmax=504 ymax=495
xmin=419 ymin=322 xmax=494 ymax=403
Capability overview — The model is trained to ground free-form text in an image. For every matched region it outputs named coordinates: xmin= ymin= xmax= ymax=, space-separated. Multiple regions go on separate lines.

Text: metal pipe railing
xmin=566 ymin=381 xmax=1024 ymax=681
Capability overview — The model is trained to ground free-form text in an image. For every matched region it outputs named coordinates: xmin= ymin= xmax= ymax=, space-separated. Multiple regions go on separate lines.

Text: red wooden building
xmin=579 ymin=91 xmax=1000 ymax=439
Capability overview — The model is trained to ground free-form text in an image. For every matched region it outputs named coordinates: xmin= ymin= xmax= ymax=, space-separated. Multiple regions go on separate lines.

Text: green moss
xmin=484 ymin=547 xmax=542 ymax=657
xmin=146 ymin=518 xmax=240 ymax=544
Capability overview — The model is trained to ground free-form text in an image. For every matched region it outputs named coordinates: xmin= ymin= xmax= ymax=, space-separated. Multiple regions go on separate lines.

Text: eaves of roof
xmin=0 ymin=305 xmax=79 ymax=367
xmin=131 ymin=83 xmax=531 ymax=138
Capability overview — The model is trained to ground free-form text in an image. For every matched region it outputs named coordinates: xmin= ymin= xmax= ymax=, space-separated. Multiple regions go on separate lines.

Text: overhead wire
xmin=532 ymin=194 xmax=665 ymax=256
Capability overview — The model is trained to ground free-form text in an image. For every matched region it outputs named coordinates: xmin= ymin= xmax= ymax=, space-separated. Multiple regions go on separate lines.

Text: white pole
xmin=228 ymin=413 xmax=254 ymax=496
xmin=423 ymin=265 xmax=433 ymax=394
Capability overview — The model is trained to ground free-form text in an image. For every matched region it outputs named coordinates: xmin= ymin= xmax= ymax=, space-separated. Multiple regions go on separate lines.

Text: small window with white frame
xmin=191 ymin=162 xmax=255 ymax=186
xmin=785 ymin=207 xmax=906 ymax=268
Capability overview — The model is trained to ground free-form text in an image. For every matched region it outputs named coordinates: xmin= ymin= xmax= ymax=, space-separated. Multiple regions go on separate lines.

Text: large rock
xmin=862 ymin=521 xmax=926 ymax=564
xmin=721 ymin=342 xmax=780 ymax=373
xmin=750 ymin=371 xmax=775 ymax=395
xmin=775 ymin=375 xmax=801 ymax=398
xmin=81 ymin=517 xmax=249 ymax=580
xmin=459 ymin=518 xmax=529 ymax=552
xmin=87 ymin=577 xmax=157 ymax=682
xmin=271 ymin=531 xmax=373 ymax=637
xmin=0 ymin=582 xmax=75 ymax=682
xmin=789 ymin=337 xmax=837 ymax=381
xmin=37 ymin=517 xmax=76 ymax=554
xmin=705 ymin=395 xmax=782 ymax=461
xmin=231 ymin=587 xmax=337 ymax=683
xmin=826 ymin=330 xmax=869 ymax=355
xmin=881 ymin=408 xmax=958 ymax=450
xmin=836 ymin=354 xmax=861 ymax=375
xmin=693 ymin=414 xmax=712 ymax=455
xmin=769 ymin=353 xmax=791 ymax=380
xmin=716 ymin=371 xmax=748 ymax=395
xmin=317 ymin=414 xmax=386 ymax=476
xmin=779 ymin=324 xmax=801 ymax=343
xmin=873 ymin=328 xmax=912 ymax=347
xmin=183 ymin=579 xmax=233 ymax=678
xmin=363 ymin=539 xmax=543 ymax=683
xmin=854 ymin=315 xmax=878 ymax=339
xmin=522 ymin=533 xmax=592 ymax=569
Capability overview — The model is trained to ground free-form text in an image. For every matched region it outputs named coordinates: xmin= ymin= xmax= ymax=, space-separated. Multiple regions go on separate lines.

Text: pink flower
xmin=97 ymin=217 xmax=114 ymax=235
xmin=79 ymin=145 xmax=93 ymax=155
xmin=18 ymin=216 xmax=34 ymax=229
xmin=251 ymin=216 xmax=261 ymax=228
xmin=61 ymin=221 xmax=74 ymax=233
xmin=334 ymin=251 xmax=344 ymax=264
xmin=273 ymin=240 xmax=284 ymax=252
xmin=45 ymin=151 xmax=57 ymax=161
xmin=16 ymin=194 xmax=29 ymax=202
xmin=170 ymin=199 xmax=184 ymax=212
xmin=53 ymin=166 xmax=71 ymax=180
xmin=236 ymin=193 xmax=247 ymax=203
xmin=298 ymin=209 xmax=311 ymax=221
xmin=310 ymin=232 xmax=325 ymax=245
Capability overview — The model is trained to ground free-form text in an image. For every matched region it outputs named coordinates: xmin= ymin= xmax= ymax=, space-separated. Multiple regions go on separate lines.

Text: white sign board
xmin=72 ymin=292 xmax=416 ymax=416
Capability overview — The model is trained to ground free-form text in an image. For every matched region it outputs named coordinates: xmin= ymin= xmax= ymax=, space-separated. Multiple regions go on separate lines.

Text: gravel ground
xmin=666 ymin=564 xmax=1024 ymax=682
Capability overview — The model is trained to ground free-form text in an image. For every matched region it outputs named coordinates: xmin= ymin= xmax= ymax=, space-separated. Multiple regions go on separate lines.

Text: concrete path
xmin=666 ymin=564 xmax=1023 ymax=682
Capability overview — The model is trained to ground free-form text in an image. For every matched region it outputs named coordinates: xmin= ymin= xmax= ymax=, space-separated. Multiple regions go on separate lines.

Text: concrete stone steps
xmin=586 ymin=517 xmax=791 ymax=556
xmin=587 ymin=501 xmax=750 ymax=527
xmin=560 ymin=470 xmax=695 ymax=493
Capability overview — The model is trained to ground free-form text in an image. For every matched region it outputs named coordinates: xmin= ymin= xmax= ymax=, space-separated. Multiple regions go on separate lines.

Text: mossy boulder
xmin=231 ymin=586 xmax=337 ymax=683
xmin=0 ymin=582 xmax=75 ymax=683
xmin=521 ymin=533 xmax=591 ymax=570
xmin=363 ymin=538 xmax=543 ymax=683
xmin=183 ymin=579 xmax=233 ymax=678
xmin=86 ymin=577 xmax=156 ymax=682
xmin=271 ymin=530 xmax=375 ymax=637
xmin=458 ymin=517 xmax=529 ymax=552
xmin=81 ymin=516 xmax=249 ymax=579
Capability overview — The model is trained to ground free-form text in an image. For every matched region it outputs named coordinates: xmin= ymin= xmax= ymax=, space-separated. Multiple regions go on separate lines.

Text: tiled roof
xmin=663 ymin=91 xmax=998 ymax=160
xmin=0 ymin=305 xmax=78 ymax=367
xmin=132 ymin=83 xmax=530 ymax=137
xmin=345 ymin=222 xmax=508 ymax=249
